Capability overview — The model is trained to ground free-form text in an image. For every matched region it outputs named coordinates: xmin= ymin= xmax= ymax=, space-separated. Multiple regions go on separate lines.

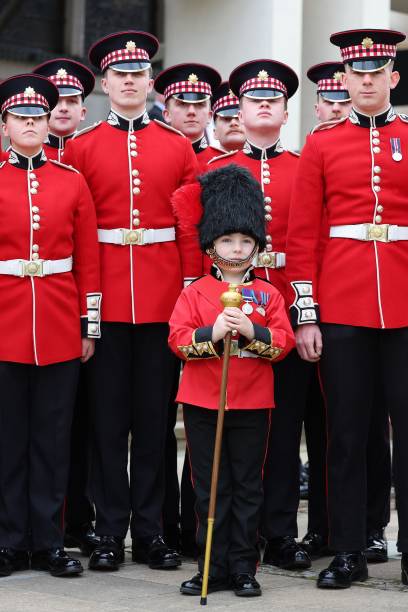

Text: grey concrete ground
xmin=0 ymin=442 xmax=405 ymax=612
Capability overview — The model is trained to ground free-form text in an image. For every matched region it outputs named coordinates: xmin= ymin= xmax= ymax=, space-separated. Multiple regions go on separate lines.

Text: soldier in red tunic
xmin=33 ymin=58 xmax=95 ymax=162
xmin=155 ymin=63 xmax=223 ymax=172
xmin=63 ymin=31 xmax=198 ymax=572
xmin=286 ymin=28 xmax=408 ymax=588
xmin=307 ymin=61 xmax=352 ymax=123
xmin=33 ymin=56 xmax=100 ymax=558
xmin=0 ymin=74 xmax=100 ymax=578
xmin=169 ymin=165 xmax=295 ymax=597
xmin=212 ymin=82 xmax=246 ymax=153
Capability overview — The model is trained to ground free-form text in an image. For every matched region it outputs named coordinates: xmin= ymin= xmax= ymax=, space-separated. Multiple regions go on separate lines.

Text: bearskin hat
xmin=198 ymin=164 xmax=266 ymax=252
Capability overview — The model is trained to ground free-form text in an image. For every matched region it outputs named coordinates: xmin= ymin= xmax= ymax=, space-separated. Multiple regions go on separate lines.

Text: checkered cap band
xmin=164 ymin=80 xmax=212 ymax=100
xmin=2 ymin=92 xmax=49 ymax=113
xmin=341 ymin=43 xmax=397 ymax=62
xmin=48 ymin=73 xmax=84 ymax=92
xmin=100 ymin=47 xmax=150 ymax=71
xmin=212 ymin=93 xmax=239 ymax=114
xmin=239 ymin=77 xmax=287 ymax=97
xmin=317 ymin=78 xmax=346 ymax=92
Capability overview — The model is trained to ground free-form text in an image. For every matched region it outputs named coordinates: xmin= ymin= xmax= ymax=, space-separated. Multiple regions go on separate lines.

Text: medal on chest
xmin=241 ymin=288 xmax=270 ymax=317
xmin=390 ymin=137 xmax=402 ymax=162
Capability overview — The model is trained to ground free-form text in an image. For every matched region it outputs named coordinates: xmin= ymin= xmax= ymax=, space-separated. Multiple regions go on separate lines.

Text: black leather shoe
xmin=300 ymin=532 xmax=330 ymax=559
xmin=401 ymin=553 xmax=408 ymax=585
xmin=231 ymin=573 xmax=262 ymax=597
xmin=181 ymin=529 xmax=199 ymax=558
xmin=180 ymin=572 xmax=229 ymax=595
xmin=64 ymin=523 xmax=101 ymax=556
xmin=31 ymin=548 xmax=83 ymax=577
xmin=0 ymin=549 xmax=30 ymax=577
xmin=163 ymin=525 xmax=181 ymax=553
xmin=132 ymin=535 xmax=181 ymax=569
xmin=364 ymin=529 xmax=388 ymax=563
xmin=88 ymin=536 xmax=124 ymax=571
xmin=263 ymin=536 xmax=311 ymax=570
xmin=317 ymin=552 xmax=368 ymax=589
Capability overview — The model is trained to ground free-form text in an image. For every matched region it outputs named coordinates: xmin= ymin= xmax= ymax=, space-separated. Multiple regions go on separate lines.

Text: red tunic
xmin=63 ymin=112 xmax=198 ymax=324
xmin=169 ymin=272 xmax=295 ymax=410
xmin=43 ymin=132 xmax=75 ymax=162
xmin=286 ymin=108 xmax=408 ymax=329
xmin=0 ymin=150 xmax=100 ymax=365
xmin=192 ymin=136 xmax=224 ymax=174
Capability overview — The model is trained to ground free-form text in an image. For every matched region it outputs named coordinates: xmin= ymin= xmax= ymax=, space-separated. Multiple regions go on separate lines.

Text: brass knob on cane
xmin=220 ymin=283 xmax=243 ymax=308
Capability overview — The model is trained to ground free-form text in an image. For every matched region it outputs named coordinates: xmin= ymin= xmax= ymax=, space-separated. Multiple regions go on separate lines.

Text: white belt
xmin=329 ymin=224 xmax=408 ymax=243
xmin=253 ymin=251 xmax=286 ymax=269
xmin=98 ymin=227 xmax=176 ymax=246
xmin=0 ymin=256 xmax=73 ymax=278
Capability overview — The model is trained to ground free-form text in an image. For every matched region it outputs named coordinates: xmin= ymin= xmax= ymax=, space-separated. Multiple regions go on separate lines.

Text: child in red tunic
xmin=169 ymin=165 xmax=295 ymax=597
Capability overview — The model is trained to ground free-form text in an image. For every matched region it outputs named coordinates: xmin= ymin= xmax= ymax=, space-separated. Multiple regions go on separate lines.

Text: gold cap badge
xmin=24 ymin=87 xmax=35 ymax=98
xmin=362 ymin=37 xmax=374 ymax=49
xmin=333 ymin=71 xmax=343 ymax=81
xmin=228 ymin=89 xmax=235 ymax=97
xmin=126 ymin=41 xmax=137 ymax=52
xmin=188 ymin=73 xmax=198 ymax=84
xmin=258 ymin=70 xmax=269 ymax=80
xmin=57 ymin=68 xmax=68 ymax=78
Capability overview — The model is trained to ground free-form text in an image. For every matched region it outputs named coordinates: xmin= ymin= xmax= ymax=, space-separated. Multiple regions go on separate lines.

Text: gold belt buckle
xmin=122 ymin=228 xmax=146 ymax=245
xmin=366 ymin=224 xmax=389 ymax=242
xmin=22 ymin=260 xmax=44 ymax=277
xmin=258 ymin=251 xmax=276 ymax=268
xmin=229 ymin=340 xmax=239 ymax=356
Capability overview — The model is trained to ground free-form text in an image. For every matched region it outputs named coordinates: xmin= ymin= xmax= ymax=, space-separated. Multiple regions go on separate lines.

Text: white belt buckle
xmin=365 ymin=223 xmax=389 ymax=242
xmin=121 ymin=228 xmax=146 ymax=245
xmin=21 ymin=260 xmax=44 ymax=277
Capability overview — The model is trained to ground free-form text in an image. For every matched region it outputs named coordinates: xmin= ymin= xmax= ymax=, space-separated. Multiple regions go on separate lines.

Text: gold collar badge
xmin=362 ymin=37 xmax=374 ymax=49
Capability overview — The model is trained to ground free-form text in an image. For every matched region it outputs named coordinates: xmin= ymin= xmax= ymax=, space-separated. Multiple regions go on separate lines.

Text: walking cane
xmin=200 ymin=284 xmax=243 ymax=606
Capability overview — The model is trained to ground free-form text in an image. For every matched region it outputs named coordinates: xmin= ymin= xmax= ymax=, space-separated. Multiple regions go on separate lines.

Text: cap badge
xmin=333 ymin=71 xmax=343 ymax=81
xmin=24 ymin=87 xmax=36 ymax=98
xmin=188 ymin=73 xmax=199 ymax=84
xmin=228 ymin=89 xmax=235 ymax=97
xmin=57 ymin=68 xmax=68 ymax=78
xmin=126 ymin=41 xmax=137 ymax=52
xmin=258 ymin=70 xmax=269 ymax=80
xmin=362 ymin=37 xmax=374 ymax=49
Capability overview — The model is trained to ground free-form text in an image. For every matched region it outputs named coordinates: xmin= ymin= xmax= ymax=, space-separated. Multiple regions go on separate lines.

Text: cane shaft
xmin=200 ymin=331 xmax=232 ymax=604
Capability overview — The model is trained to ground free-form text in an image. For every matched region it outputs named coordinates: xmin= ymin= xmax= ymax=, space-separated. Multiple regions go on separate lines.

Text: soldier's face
xmin=2 ymin=113 xmax=49 ymax=154
xmin=342 ymin=65 xmax=400 ymax=115
xmin=163 ymin=98 xmax=212 ymax=141
xmin=315 ymin=96 xmax=352 ymax=123
xmin=239 ymin=96 xmax=288 ymax=133
xmin=213 ymin=233 xmax=256 ymax=272
xmin=213 ymin=115 xmax=246 ymax=151
xmin=49 ymin=95 xmax=86 ymax=137
xmin=101 ymin=69 xmax=153 ymax=114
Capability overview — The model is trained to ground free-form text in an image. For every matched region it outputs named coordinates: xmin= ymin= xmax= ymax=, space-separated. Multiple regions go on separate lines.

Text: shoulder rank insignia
xmin=398 ymin=113 xmax=408 ymax=124
xmin=49 ymin=159 xmax=79 ymax=173
xmin=311 ymin=116 xmax=347 ymax=134
xmin=73 ymin=121 xmax=102 ymax=139
xmin=208 ymin=150 xmax=238 ymax=164
xmin=154 ymin=119 xmax=185 ymax=137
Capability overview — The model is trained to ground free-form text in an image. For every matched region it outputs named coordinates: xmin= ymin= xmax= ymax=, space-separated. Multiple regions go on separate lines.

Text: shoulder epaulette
xmin=49 ymin=159 xmax=79 ymax=173
xmin=154 ymin=119 xmax=185 ymax=137
xmin=72 ymin=121 xmax=102 ymax=139
xmin=287 ymin=149 xmax=300 ymax=157
xmin=398 ymin=113 xmax=408 ymax=123
xmin=0 ymin=160 xmax=6 ymax=169
xmin=208 ymin=150 xmax=238 ymax=164
xmin=311 ymin=116 xmax=347 ymax=134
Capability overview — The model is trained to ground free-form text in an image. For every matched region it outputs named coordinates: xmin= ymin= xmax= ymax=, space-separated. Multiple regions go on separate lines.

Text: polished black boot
xmin=31 ymin=549 xmax=83 ymax=577
xmin=300 ymin=532 xmax=330 ymax=559
xmin=64 ymin=523 xmax=101 ymax=556
xmin=401 ymin=553 xmax=408 ymax=586
xmin=317 ymin=552 xmax=368 ymax=588
xmin=0 ymin=549 xmax=30 ymax=577
xmin=364 ymin=529 xmax=388 ymax=563
xmin=231 ymin=573 xmax=262 ymax=597
xmin=132 ymin=535 xmax=181 ymax=569
xmin=88 ymin=536 xmax=124 ymax=571
xmin=180 ymin=572 xmax=229 ymax=595
xmin=263 ymin=536 xmax=311 ymax=570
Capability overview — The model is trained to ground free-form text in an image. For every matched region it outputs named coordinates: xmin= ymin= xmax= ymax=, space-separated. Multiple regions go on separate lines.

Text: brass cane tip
xmin=220 ymin=284 xmax=243 ymax=308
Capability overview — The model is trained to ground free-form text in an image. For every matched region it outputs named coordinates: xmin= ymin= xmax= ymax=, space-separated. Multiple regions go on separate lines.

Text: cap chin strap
xmin=206 ymin=245 xmax=258 ymax=269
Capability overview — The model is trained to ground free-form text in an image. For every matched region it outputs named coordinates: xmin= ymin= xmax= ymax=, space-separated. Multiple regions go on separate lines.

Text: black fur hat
xmin=198 ymin=164 xmax=266 ymax=252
